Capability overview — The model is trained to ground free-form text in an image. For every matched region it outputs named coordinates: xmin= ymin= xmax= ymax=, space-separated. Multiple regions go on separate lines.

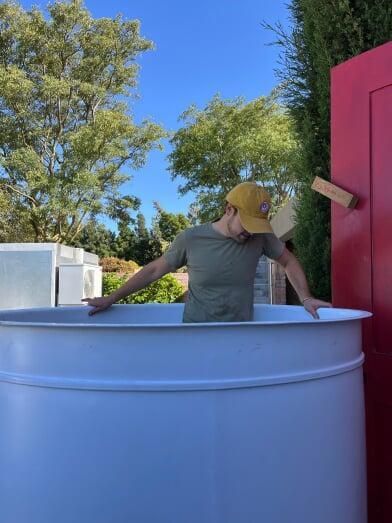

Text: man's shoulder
xmin=182 ymin=222 xmax=212 ymax=238
xmin=254 ymin=232 xmax=285 ymax=259
xmin=253 ymin=232 xmax=281 ymax=242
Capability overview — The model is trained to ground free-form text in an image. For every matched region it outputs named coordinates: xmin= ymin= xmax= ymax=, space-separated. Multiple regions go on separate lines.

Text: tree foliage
xmin=112 ymin=207 xmax=191 ymax=265
xmin=153 ymin=201 xmax=190 ymax=243
xmin=126 ymin=212 xmax=162 ymax=265
xmin=72 ymin=220 xmax=116 ymax=259
xmin=0 ymin=0 xmax=165 ymax=243
xmin=168 ymin=92 xmax=300 ymax=222
xmin=74 ymin=201 xmax=191 ymax=267
xmin=0 ymin=186 xmax=35 ymax=241
xmin=267 ymin=0 xmax=392 ymax=300
xmin=99 ymin=256 xmax=139 ymax=274
xmin=103 ymin=272 xmax=185 ymax=304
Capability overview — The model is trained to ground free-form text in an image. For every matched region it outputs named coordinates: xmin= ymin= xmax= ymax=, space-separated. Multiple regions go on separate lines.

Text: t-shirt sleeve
xmin=262 ymin=233 xmax=285 ymax=260
xmin=163 ymin=230 xmax=188 ymax=270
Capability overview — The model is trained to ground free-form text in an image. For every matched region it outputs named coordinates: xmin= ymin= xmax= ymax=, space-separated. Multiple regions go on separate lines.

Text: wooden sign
xmin=311 ymin=176 xmax=358 ymax=208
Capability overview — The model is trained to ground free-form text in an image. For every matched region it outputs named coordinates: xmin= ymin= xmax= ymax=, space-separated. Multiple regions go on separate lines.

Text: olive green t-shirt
xmin=163 ymin=222 xmax=285 ymax=323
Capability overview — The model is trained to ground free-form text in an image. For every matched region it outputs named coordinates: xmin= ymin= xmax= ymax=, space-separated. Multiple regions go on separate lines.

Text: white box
xmin=58 ymin=263 xmax=102 ymax=306
xmin=0 ymin=244 xmax=58 ymax=309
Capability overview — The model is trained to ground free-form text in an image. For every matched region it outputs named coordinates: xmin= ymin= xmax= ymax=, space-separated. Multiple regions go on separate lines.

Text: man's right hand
xmin=82 ymin=296 xmax=115 ymax=316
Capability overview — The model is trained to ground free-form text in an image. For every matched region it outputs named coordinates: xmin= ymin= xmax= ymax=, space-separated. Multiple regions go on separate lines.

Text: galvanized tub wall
xmin=0 ymin=304 xmax=370 ymax=523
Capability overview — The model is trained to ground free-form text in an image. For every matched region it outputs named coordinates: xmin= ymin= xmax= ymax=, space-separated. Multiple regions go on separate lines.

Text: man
xmin=84 ymin=182 xmax=331 ymax=320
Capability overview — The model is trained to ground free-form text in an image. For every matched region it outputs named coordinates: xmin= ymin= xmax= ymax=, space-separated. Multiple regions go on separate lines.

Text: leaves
xmin=102 ymin=272 xmax=185 ymax=304
xmin=168 ymin=93 xmax=300 ymax=222
xmin=100 ymin=256 xmax=139 ymax=274
xmin=0 ymin=0 xmax=165 ymax=243
xmin=153 ymin=201 xmax=190 ymax=243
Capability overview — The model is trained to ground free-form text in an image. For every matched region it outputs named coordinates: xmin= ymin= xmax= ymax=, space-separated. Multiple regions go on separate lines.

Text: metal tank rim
xmin=0 ymin=304 xmax=372 ymax=328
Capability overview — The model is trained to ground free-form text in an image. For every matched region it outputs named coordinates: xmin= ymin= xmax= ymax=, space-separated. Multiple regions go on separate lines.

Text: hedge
xmin=102 ymin=272 xmax=185 ymax=304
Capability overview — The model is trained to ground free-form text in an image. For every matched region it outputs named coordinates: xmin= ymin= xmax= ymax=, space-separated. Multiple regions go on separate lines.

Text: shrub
xmin=100 ymin=257 xmax=139 ymax=275
xmin=102 ymin=272 xmax=185 ymax=304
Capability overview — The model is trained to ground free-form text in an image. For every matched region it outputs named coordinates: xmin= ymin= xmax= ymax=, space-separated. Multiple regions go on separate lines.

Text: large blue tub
xmin=0 ymin=304 xmax=370 ymax=523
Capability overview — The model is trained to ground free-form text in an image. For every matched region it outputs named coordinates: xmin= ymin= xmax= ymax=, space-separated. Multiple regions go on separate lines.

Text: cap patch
xmin=260 ymin=201 xmax=270 ymax=213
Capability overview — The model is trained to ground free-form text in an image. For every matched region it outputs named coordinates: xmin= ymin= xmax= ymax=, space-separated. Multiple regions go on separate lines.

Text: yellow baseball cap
xmin=226 ymin=182 xmax=273 ymax=234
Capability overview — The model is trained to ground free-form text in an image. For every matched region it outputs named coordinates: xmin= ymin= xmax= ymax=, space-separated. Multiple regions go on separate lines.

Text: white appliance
xmin=58 ymin=263 xmax=102 ymax=306
xmin=0 ymin=243 xmax=102 ymax=309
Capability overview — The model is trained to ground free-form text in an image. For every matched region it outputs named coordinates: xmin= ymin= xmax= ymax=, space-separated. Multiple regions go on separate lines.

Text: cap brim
xmin=238 ymin=209 xmax=273 ymax=234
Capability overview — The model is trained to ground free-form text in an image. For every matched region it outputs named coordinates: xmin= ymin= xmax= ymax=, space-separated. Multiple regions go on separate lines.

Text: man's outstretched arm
xmin=83 ymin=256 xmax=173 ymax=315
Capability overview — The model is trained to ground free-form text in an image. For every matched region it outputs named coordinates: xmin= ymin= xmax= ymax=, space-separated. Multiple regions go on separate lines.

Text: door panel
xmin=371 ymin=86 xmax=392 ymax=355
xmin=331 ymin=42 xmax=392 ymax=523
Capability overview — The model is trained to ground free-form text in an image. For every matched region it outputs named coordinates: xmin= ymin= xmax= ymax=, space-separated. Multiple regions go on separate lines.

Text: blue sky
xmin=20 ymin=0 xmax=292 ymax=228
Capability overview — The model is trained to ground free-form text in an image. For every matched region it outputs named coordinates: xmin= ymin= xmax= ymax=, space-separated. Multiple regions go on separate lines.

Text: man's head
xmin=224 ymin=203 xmax=253 ymax=243
xmin=225 ymin=182 xmax=273 ymax=238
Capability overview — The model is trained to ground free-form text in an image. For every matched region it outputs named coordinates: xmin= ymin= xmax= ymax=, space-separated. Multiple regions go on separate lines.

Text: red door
xmin=331 ymin=41 xmax=392 ymax=523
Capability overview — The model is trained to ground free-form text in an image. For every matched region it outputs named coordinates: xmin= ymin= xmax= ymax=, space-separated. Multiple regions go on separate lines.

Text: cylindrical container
xmin=0 ymin=304 xmax=371 ymax=523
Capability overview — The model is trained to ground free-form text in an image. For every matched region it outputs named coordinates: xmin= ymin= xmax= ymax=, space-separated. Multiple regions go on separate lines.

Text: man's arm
xmin=275 ymin=247 xmax=332 ymax=319
xmin=83 ymin=256 xmax=173 ymax=315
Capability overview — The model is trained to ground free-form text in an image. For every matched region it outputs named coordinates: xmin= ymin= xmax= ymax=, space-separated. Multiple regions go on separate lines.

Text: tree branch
xmin=1 ymin=183 xmax=38 ymax=205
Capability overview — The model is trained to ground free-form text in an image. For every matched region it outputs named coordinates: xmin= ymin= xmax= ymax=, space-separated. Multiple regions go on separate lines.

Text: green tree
xmin=130 ymin=212 xmax=162 ymax=265
xmin=0 ymin=188 xmax=35 ymax=242
xmin=0 ymin=0 xmax=165 ymax=243
xmin=71 ymin=220 xmax=116 ymax=258
xmin=266 ymin=0 xmax=392 ymax=300
xmin=113 ymin=216 xmax=137 ymax=260
xmin=153 ymin=201 xmax=190 ymax=243
xmin=168 ymin=93 xmax=300 ymax=222
xmin=186 ymin=202 xmax=201 ymax=226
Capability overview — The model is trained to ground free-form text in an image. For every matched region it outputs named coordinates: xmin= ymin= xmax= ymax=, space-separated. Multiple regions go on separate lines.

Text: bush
xmin=102 ymin=272 xmax=185 ymax=304
xmin=100 ymin=257 xmax=139 ymax=275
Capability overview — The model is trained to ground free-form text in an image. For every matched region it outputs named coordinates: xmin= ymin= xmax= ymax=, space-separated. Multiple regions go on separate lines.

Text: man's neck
xmin=211 ymin=217 xmax=229 ymax=237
